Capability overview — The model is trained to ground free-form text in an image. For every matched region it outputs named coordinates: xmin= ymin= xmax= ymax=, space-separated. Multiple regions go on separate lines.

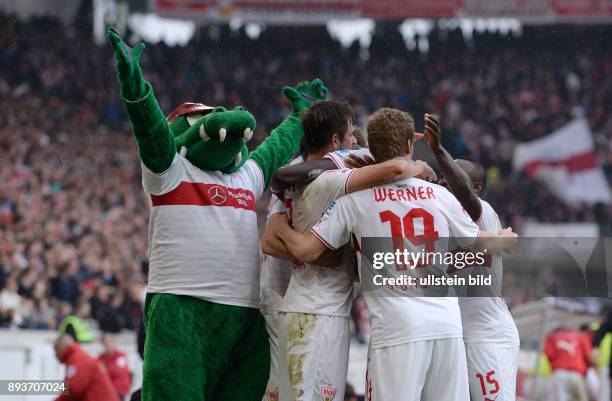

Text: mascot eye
xmin=234 ymin=106 xmax=247 ymax=111
xmin=213 ymin=106 xmax=227 ymax=113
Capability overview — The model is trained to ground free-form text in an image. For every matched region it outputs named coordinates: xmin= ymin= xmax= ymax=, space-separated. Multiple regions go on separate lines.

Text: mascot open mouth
xmin=194 ymin=124 xmax=254 ymax=169
xmin=197 ymin=124 xmax=254 ymax=144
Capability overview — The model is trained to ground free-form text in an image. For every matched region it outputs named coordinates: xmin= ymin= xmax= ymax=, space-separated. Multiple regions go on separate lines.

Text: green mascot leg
xmin=212 ymin=309 xmax=270 ymax=400
xmin=142 ymin=294 xmax=270 ymax=401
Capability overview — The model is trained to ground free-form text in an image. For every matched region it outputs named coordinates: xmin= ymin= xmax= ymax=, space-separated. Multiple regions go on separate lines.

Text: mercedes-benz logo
xmin=208 ymin=185 xmax=227 ymax=205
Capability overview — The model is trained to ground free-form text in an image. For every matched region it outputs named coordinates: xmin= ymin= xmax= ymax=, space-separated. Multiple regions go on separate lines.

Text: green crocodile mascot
xmin=106 ymin=27 xmax=327 ymax=401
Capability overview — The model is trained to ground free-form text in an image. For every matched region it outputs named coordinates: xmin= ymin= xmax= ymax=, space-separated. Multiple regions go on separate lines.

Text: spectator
xmin=91 ymin=286 xmax=124 ymax=333
xmin=50 ymin=261 xmax=80 ymax=305
xmin=0 ymin=278 xmax=21 ymax=327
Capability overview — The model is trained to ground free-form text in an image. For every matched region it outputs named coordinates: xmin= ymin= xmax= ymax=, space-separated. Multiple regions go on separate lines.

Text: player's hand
xmin=413 ymin=160 xmax=437 ymax=181
xmin=344 ymin=153 xmax=375 ymax=168
xmin=106 ymin=26 xmax=147 ymax=100
xmin=499 ymin=227 xmax=519 ymax=252
xmin=500 ymin=227 xmax=517 ymax=238
xmin=424 ymin=113 xmax=442 ymax=150
xmin=268 ymin=211 xmax=290 ymax=238
xmin=283 ymin=79 xmax=328 ymax=113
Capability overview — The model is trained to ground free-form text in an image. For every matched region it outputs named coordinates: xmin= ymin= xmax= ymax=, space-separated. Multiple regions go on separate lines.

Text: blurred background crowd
xmin=0 ymin=12 xmax=611 ymax=335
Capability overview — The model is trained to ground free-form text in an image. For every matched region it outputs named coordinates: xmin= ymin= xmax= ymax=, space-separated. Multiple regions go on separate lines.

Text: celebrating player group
xmin=261 ymin=102 xmax=519 ymax=401
xmin=109 ymin=26 xmax=518 ymax=401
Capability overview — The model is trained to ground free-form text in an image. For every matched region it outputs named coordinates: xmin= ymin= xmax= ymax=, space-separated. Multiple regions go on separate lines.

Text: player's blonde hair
xmin=367 ymin=108 xmax=415 ymax=162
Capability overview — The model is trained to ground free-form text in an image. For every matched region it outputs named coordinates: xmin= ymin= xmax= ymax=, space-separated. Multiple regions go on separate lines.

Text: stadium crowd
xmin=0 ymin=13 xmax=610 ymax=330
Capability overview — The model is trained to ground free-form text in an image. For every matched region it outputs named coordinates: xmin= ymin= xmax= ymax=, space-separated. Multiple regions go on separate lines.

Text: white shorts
xmin=366 ymin=338 xmax=469 ymax=401
xmin=263 ymin=311 xmax=292 ymax=401
xmin=465 ymin=343 xmax=519 ymax=401
xmin=552 ymin=369 xmax=588 ymax=401
xmin=282 ymin=312 xmax=350 ymax=401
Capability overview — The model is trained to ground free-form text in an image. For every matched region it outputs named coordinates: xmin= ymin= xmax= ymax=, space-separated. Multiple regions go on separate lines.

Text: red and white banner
xmin=152 ymin=0 xmax=612 ymax=23
xmin=513 ymin=118 xmax=611 ymax=205
xmin=553 ymin=0 xmax=612 ymax=16
xmin=153 ymin=0 xmax=361 ymax=23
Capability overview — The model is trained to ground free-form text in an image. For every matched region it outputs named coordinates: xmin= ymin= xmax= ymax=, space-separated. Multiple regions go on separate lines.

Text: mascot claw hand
xmin=283 ymin=79 xmax=328 ymax=113
xmin=107 ymin=27 xmax=147 ymax=101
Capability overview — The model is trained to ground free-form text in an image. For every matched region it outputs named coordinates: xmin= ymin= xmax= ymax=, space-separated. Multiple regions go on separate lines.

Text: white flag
xmin=513 ymin=118 xmax=611 ymax=204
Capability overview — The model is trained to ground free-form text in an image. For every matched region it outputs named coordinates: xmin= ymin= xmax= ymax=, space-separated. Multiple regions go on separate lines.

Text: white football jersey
xmin=143 ymin=153 xmax=264 ymax=308
xmin=458 ymin=199 xmax=520 ymax=345
xmin=311 ymin=177 xmax=481 ymax=348
xmin=281 ymin=149 xmax=369 ymax=317
xmin=259 ymin=156 xmax=303 ymax=313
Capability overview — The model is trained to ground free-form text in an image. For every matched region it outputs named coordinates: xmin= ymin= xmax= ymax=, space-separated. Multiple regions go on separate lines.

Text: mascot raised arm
xmin=106 ymin=27 xmax=327 ymax=401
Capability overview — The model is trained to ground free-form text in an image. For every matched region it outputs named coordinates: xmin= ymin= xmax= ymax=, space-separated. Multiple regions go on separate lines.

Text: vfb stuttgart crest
xmin=321 ymin=386 xmax=336 ymax=401
xmin=208 ymin=185 xmax=227 ymax=205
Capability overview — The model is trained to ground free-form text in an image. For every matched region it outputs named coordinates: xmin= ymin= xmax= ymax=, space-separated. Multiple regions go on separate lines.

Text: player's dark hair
xmin=301 ymin=101 xmax=353 ymax=153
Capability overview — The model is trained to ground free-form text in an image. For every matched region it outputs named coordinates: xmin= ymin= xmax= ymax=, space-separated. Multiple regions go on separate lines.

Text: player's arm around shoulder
xmin=267 ymin=212 xmax=329 ymax=263
xmin=270 ymin=158 xmax=336 ymax=195
xmin=345 ymin=158 xmax=436 ymax=194
xmin=263 ymin=213 xmax=343 ymax=266
xmin=261 ymin=211 xmax=299 ymax=262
